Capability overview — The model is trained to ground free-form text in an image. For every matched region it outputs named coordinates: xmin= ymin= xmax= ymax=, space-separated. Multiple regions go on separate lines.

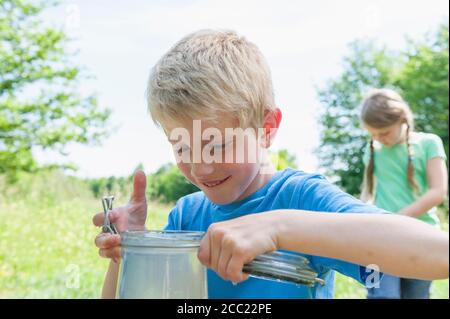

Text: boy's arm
xmin=95 ymin=233 xmax=122 ymax=298
xmin=92 ymin=171 xmax=148 ymax=299
xmin=276 ymin=211 xmax=448 ymax=279
xmin=198 ymin=210 xmax=449 ymax=283
xmin=102 ymin=260 xmax=120 ymax=299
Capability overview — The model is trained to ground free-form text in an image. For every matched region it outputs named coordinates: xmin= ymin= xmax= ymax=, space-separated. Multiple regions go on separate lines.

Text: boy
xmin=93 ymin=29 xmax=449 ymax=299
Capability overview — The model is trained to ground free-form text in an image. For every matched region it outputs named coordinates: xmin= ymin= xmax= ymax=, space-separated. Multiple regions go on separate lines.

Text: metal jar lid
xmin=243 ymin=251 xmax=325 ymax=287
xmin=121 ymin=230 xmax=205 ymax=248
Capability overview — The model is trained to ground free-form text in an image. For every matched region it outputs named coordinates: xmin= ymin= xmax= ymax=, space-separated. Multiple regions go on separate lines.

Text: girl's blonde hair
xmin=146 ymin=29 xmax=276 ymax=129
xmin=360 ymin=88 xmax=419 ymax=202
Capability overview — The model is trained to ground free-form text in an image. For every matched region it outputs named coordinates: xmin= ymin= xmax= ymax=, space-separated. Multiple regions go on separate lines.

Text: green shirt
xmin=363 ymin=132 xmax=447 ymax=226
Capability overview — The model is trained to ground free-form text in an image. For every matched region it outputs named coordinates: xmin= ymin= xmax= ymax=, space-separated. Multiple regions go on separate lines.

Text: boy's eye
xmin=208 ymin=145 xmax=221 ymax=156
xmin=213 ymin=144 xmax=226 ymax=150
xmin=176 ymin=146 xmax=190 ymax=155
xmin=206 ymin=143 xmax=227 ymax=157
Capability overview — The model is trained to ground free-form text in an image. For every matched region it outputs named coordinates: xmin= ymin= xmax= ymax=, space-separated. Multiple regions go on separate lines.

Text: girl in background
xmin=360 ymin=88 xmax=448 ymax=299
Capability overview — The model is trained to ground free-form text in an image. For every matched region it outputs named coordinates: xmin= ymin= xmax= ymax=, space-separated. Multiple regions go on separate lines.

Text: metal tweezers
xmin=102 ymin=195 xmax=118 ymax=234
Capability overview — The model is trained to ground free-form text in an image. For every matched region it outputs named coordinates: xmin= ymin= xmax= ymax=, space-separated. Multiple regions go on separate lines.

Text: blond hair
xmin=146 ymin=29 xmax=276 ymax=130
xmin=360 ymin=88 xmax=419 ymax=202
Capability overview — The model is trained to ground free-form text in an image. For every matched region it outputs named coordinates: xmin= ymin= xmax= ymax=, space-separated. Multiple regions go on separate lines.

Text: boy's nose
xmin=190 ymin=163 xmax=214 ymax=179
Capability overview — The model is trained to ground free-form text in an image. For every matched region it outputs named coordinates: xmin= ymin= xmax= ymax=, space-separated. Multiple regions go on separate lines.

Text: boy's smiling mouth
xmin=201 ymin=175 xmax=231 ymax=188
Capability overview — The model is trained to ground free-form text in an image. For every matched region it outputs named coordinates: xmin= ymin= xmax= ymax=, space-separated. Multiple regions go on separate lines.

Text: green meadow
xmin=0 ymin=172 xmax=447 ymax=299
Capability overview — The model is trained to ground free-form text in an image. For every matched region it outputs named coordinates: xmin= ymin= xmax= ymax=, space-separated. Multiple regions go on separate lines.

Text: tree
xmin=148 ymin=163 xmax=199 ymax=203
xmin=396 ymin=25 xmax=449 ymax=157
xmin=316 ymin=24 xmax=449 ymax=195
xmin=0 ymin=0 xmax=110 ymax=179
xmin=270 ymin=149 xmax=298 ymax=170
xmin=316 ymin=41 xmax=397 ymax=194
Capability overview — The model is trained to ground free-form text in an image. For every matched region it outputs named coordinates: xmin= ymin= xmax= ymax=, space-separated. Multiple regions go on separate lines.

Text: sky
xmin=34 ymin=0 xmax=449 ymax=178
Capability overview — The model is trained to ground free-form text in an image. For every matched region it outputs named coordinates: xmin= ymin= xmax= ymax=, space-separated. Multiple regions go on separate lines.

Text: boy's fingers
xmin=95 ymin=233 xmax=121 ymax=249
xmin=99 ymin=247 xmax=122 ymax=260
xmin=217 ymin=249 xmax=232 ymax=280
xmin=197 ymin=232 xmax=211 ymax=267
xmin=210 ymin=233 xmax=222 ymax=271
xmin=93 ymin=209 xmax=121 ymax=227
xmin=130 ymin=170 xmax=147 ymax=204
xmin=107 ymin=209 xmax=120 ymax=223
xmin=92 ymin=212 xmax=105 ymax=227
xmin=226 ymin=255 xmax=247 ymax=283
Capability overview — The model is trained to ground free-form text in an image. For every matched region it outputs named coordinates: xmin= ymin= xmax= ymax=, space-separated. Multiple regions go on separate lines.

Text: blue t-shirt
xmin=164 ymin=168 xmax=386 ymax=299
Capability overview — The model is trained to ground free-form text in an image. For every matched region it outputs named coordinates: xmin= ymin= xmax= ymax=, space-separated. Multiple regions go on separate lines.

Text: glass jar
xmin=117 ymin=230 xmax=208 ymax=299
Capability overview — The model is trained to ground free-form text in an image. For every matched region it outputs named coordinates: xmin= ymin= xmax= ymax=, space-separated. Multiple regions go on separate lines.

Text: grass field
xmin=0 ymin=172 xmax=448 ymax=298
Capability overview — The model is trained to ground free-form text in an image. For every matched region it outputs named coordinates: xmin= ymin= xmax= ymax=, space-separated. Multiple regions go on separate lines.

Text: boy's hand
xmin=92 ymin=170 xmax=148 ymax=261
xmin=197 ymin=212 xmax=280 ymax=284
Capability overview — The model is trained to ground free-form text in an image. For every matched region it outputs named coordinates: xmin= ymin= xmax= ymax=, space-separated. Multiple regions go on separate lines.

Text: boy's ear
xmin=261 ymin=108 xmax=282 ymax=148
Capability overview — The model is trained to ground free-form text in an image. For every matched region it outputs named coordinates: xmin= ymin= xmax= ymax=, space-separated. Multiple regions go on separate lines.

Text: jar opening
xmin=121 ymin=230 xmax=205 ymax=248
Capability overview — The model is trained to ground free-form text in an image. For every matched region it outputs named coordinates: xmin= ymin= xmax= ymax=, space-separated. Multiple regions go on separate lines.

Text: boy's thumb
xmin=131 ymin=170 xmax=147 ymax=203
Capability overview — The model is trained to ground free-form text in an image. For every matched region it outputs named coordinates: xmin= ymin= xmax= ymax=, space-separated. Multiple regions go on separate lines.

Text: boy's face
xmin=164 ymin=114 xmax=273 ymax=204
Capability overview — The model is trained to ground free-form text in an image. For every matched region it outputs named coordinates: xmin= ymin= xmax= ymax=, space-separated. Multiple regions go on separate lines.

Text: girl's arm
xmin=198 ymin=210 xmax=449 ymax=283
xmin=399 ymin=157 xmax=448 ymax=218
xmin=102 ymin=260 xmax=120 ymax=299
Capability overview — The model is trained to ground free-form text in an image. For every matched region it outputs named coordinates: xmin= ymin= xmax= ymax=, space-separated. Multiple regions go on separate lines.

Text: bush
xmin=147 ymin=164 xmax=199 ymax=203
